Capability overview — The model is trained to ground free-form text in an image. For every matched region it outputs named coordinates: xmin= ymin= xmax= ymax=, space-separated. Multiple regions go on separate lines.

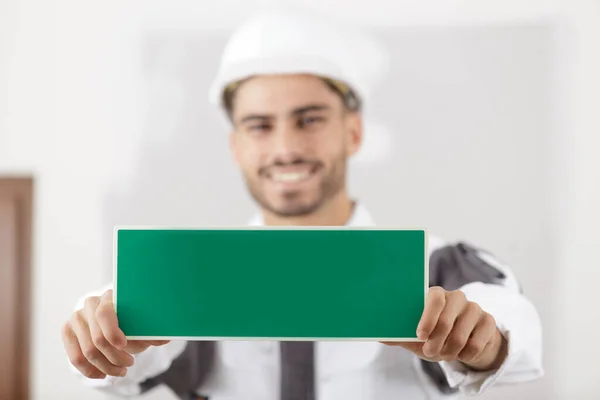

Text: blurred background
xmin=1 ymin=0 xmax=599 ymax=399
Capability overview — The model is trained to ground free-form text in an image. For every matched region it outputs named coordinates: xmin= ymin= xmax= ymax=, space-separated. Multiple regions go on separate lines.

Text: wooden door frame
xmin=0 ymin=177 xmax=33 ymax=399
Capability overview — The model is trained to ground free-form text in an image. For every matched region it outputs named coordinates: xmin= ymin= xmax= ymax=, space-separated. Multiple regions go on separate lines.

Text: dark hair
xmin=222 ymin=76 xmax=362 ymax=119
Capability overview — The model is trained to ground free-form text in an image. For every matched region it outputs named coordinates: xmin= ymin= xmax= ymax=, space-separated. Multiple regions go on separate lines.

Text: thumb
xmin=380 ymin=341 xmax=425 ymax=352
xmin=124 ymin=341 xmax=153 ymax=354
xmin=125 ymin=340 xmax=171 ymax=354
xmin=149 ymin=340 xmax=171 ymax=346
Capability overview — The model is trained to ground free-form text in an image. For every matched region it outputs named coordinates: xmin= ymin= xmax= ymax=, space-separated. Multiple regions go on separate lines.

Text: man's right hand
xmin=62 ymin=289 xmax=170 ymax=379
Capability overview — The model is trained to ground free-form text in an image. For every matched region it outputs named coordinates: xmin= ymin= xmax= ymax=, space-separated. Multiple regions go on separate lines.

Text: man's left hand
xmin=383 ymin=286 xmax=508 ymax=371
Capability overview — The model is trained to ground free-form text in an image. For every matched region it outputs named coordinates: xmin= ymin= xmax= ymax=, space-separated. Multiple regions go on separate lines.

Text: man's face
xmin=229 ymin=74 xmax=362 ymax=217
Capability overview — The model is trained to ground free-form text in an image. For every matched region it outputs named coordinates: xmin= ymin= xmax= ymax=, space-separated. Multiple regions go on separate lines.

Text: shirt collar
xmin=247 ymin=202 xmax=375 ymax=227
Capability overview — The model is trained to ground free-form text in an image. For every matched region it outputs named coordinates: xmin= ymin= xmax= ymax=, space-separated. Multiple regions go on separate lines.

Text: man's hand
xmin=383 ymin=286 xmax=508 ymax=371
xmin=62 ymin=290 xmax=170 ymax=379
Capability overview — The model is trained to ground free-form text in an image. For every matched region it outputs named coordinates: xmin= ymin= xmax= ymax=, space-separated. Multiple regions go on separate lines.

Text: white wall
xmin=553 ymin=3 xmax=600 ymax=398
xmin=1 ymin=1 xmax=119 ymax=398
xmin=1 ymin=1 xmax=598 ymax=399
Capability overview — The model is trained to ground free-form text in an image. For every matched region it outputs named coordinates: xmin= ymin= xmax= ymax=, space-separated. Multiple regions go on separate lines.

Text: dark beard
xmin=244 ymin=152 xmax=347 ymax=218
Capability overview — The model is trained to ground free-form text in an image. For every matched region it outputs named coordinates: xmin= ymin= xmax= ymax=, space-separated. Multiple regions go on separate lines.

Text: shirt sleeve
xmin=69 ymin=284 xmax=187 ymax=397
xmin=437 ymin=281 xmax=544 ymax=394
xmin=431 ymin=243 xmax=544 ymax=394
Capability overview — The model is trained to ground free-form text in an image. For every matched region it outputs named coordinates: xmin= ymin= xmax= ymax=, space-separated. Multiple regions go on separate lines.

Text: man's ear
xmin=345 ymin=112 xmax=363 ymax=157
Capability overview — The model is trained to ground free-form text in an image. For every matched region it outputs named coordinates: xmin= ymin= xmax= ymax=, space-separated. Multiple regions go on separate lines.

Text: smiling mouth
xmin=271 ymin=171 xmax=311 ymax=183
xmin=264 ymin=164 xmax=321 ymax=184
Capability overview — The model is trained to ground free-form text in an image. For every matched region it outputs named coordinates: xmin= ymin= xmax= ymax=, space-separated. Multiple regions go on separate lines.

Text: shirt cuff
xmin=437 ymin=326 xmax=513 ymax=395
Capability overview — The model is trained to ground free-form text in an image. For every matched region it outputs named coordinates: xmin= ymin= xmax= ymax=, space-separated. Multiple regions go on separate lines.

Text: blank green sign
xmin=115 ymin=228 xmax=426 ymax=340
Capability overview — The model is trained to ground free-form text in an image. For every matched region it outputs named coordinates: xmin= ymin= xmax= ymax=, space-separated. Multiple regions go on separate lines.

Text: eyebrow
xmin=290 ymin=104 xmax=330 ymax=116
xmin=238 ymin=114 xmax=271 ymax=125
xmin=237 ymin=104 xmax=331 ymax=125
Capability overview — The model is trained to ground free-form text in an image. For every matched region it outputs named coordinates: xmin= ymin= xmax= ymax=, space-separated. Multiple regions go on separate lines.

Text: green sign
xmin=114 ymin=227 xmax=427 ymax=341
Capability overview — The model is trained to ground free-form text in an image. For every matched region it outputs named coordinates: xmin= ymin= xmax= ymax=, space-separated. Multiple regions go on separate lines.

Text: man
xmin=62 ymin=8 xmax=543 ymax=400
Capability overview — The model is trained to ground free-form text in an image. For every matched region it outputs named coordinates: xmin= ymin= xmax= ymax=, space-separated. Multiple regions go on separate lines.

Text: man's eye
xmin=249 ymin=124 xmax=271 ymax=133
xmin=299 ymin=116 xmax=324 ymax=128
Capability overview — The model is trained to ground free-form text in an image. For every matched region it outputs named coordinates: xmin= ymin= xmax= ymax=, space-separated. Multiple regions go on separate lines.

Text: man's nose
xmin=271 ymin=124 xmax=305 ymax=159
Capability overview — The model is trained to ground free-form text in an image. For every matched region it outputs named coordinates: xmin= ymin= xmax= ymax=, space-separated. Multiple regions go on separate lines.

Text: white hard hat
xmin=208 ymin=7 xmax=389 ymax=110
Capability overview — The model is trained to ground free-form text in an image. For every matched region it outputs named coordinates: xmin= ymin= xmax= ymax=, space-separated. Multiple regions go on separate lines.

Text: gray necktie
xmin=280 ymin=341 xmax=315 ymax=400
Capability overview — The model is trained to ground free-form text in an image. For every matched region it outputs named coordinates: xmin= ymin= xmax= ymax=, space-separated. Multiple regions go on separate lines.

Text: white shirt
xmin=73 ymin=203 xmax=543 ymax=399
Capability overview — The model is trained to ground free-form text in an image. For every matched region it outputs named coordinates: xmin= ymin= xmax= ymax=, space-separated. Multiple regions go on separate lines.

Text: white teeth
xmin=272 ymin=171 xmax=311 ymax=183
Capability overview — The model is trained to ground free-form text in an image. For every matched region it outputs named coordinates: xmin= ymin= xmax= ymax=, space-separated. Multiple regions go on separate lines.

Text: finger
xmin=458 ymin=313 xmax=497 ymax=363
xmin=440 ymin=302 xmax=482 ymax=360
xmin=85 ymin=300 xmax=134 ymax=367
xmin=422 ymin=290 xmax=468 ymax=358
xmin=63 ymin=322 xmax=106 ymax=379
xmin=96 ymin=290 xmax=127 ymax=350
xmin=417 ymin=287 xmax=446 ymax=340
xmin=70 ymin=311 xmax=127 ymax=377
